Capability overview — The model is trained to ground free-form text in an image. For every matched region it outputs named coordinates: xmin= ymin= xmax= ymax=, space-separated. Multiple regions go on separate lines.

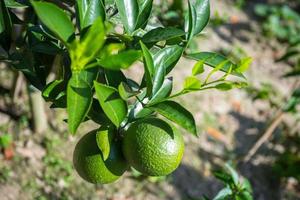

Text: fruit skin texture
xmin=123 ymin=118 xmax=184 ymax=176
xmin=73 ymin=130 xmax=128 ymax=184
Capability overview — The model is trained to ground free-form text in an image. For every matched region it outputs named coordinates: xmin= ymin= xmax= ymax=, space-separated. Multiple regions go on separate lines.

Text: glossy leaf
xmin=185 ymin=0 xmax=197 ymax=42
xmin=142 ymin=27 xmax=186 ymax=44
xmin=104 ymin=69 xmax=127 ymax=88
xmin=186 ymin=52 xmax=245 ymax=78
xmin=238 ymin=191 xmax=253 ymax=200
xmin=140 ymin=41 xmax=154 ymax=95
xmin=118 ymin=82 xmax=140 ymax=100
xmin=116 ymin=0 xmax=139 ymax=33
xmin=215 ymin=83 xmax=233 ymax=91
xmin=135 ymin=0 xmax=153 ymax=29
xmin=4 ymin=0 xmax=28 ymax=8
xmin=0 ymin=1 xmax=12 ymax=51
xmin=42 ymin=80 xmax=65 ymax=102
xmin=78 ymin=67 xmax=99 ymax=87
xmin=213 ymin=187 xmax=232 ymax=200
xmin=76 ymin=0 xmax=105 ymax=30
xmin=192 ymin=60 xmax=205 ymax=75
xmin=225 ymin=164 xmax=239 ymax=185
xmin=236 ymin=57 xmax=252 ymax=73
xmin=129 ymin=101 xmax=154 ymax=120
xmin=67 ymin=73 xmax=93 ymax=134
xmin=100 ymin=43 xmax=126 ymax=58
xmin=31 ymin=1 xmax=75 ymax=43
xmin=148 ymin=77 xmax=173 ymax=105
xmin=149 ymin=101 xmax=197 ymax=136
xmin=242 ymin=178 xmax=253 ymax=193
xmin=184 ymin=76 xmax=202 ymax=90
xmin=79 ymin=17 xmax=105 ymax=55
xmin=87 ymin=99 xmax=110 ymax=125
xmin=153 ymin=45 xmax=183 ymax=74
xmin=192 ymin=0 xmax=210 ymax=35
xmin=96 ymin=126 xmax=114 ymax=160
xmin=97 ymin=50 xmax=141 ymax=70
xmin=152 ymin=62 xmax=166 ymax=95
xmin=69 ymin=18 xmax=105 ymax=70
xmin=94 ymin=81 xmax=127 ymax=127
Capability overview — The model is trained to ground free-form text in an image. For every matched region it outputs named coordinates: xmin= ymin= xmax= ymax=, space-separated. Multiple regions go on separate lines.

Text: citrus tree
xmin=0 ymin=0 xmax=250 ymax=184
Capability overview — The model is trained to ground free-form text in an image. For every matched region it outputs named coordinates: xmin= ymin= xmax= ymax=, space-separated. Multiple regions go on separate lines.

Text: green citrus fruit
xmin=73 ymin=130 xmax=128 ymax=184
xmin=123 ymin=118 xmax=184 ymax=176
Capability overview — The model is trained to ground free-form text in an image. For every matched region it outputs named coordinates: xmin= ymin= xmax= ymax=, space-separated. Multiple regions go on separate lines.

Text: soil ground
xmin=0 ymin=0 xmax=299 ymax=200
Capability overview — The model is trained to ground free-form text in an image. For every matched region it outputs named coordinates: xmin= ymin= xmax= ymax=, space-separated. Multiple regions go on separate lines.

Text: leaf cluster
xmin=203 ymin=164 xmax=253 ymax=200
xmin=0 ymin=0 xmax=249 ymax=139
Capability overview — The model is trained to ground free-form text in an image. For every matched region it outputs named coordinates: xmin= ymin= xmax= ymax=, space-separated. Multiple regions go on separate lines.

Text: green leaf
xmin=216 ymin=82 xmax=248 ymax=91
xmin=140 ymin=41 xmax=154 ymax=96
xmin=238 ymin=191 xmax=253 ymax=200
xmin=152 ymin=61 xmax=166 ymax=95
xmin=128 ymin=101 xmax=154 ymax=120
xmin=79 ymin=16 xmax=106 ymax=56
xmin=42 ymin=80 xmax=65 ymax=102
xmin=214 ymin=171 xmax=233 ymax=184
xmin=31 ymin=1 xmax=75 ymax=43
xmin=118 ymin=82 xmax=140 ymax=100
xmin=283 ymin=88 xmax=300 ymax=112
xmin=213 ymin=187 xmax=232 ymax=200
xmin=97 ymin=50 xmax=141 ymax=70
xmin=69 ymin=17 xmax=105 ymax=70
xmin=149 ymin=77 xmax=173 ymax=104
xmin=104 ymin=69 xmax=127 ymax=88
xmin=241 ymin=178 xmax=253 ymax=193
xmin=50 ymin=94 xmax=67 ymax=109
xmin=215 ymin=83 xmax=233 ymax=91
xmin=100 ymin=43 xmax=126 ymax=58
xmin=192 ymin=60 xmax=205 ymax=75
xmin=149 ymin=100 xmax=197 ymax=136
xmin=94 ymin=81 xmax=127 ymax=127
xmin=192 ymin=0 xmax=210 ymax=35
xmin=96 ymin=126 xmax=114 ymax=160
xmin=184 ymin=76 xmax=202 ymax=90
xmin=67 ymin=73 xmax=93 ymax=134
xmin=76 ymin=0 xmax=105 ymax=30
xmin=186 ymin=52 xmax=245 ymax=78
xmin=225 ymin=164 xmax=239 ymax=185
xmin=4 ymin=0 xmax=28 ymax=8
xmin=0 ymin=0 xmax=12 ymax=51
xmin=185 ymin=0 xmax=197 ymax=42
xmin=236 ymin=57 xmax=252 ymax=73
xmin=87 ymin=99 xmax=110 ymax=125
xmin=79 ymin=67 xmax=99 ymax=86
xmin=142 ymin=27 xmax=186 ymax=44
xmin=116 ymin=0 xmax=139 ymax=33
xmin=135 ymin=0 xmax=153 ymax=29
xmin=153 ymin=45 xmax=183 ymax=74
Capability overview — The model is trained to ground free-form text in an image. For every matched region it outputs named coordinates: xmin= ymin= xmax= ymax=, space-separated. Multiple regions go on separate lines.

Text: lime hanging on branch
xmin=2 ymin=0 xmax=251 ymax=184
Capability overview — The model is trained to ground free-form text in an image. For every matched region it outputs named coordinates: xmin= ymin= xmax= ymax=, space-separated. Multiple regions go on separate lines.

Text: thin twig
xmin=243 ymin=112 xmax=285 ymax=162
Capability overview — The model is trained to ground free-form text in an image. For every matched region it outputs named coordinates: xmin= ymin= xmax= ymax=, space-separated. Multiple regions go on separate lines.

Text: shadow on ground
xmin=231 ymin=111 xmax=282 ymax=200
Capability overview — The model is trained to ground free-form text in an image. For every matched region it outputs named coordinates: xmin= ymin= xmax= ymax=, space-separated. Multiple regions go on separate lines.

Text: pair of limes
xmin=73 ymin=118 xmax=184 ymax=184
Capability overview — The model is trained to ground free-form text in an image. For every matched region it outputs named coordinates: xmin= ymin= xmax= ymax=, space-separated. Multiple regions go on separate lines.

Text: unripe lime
xmin=123 ymin=118 xmax=184 ymax=176
xmin=73 ymin=130 xmax=128 ymax=184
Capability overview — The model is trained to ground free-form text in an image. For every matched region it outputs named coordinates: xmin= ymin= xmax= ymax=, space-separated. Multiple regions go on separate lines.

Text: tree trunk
xmin=28 ymin=85 xmax=48 ymax=133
